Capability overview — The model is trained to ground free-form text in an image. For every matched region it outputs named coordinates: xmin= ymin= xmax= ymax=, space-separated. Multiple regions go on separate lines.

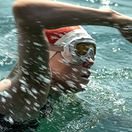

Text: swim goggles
xmin=61 ymin=41 xmax=96 ymax=65
xmin=50 ymin=40 xmax=96 ymax=65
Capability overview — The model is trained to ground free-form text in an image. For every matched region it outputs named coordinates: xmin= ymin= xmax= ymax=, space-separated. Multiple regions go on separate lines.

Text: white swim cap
xmin=43 ymin=26 xmax=96 ymax=63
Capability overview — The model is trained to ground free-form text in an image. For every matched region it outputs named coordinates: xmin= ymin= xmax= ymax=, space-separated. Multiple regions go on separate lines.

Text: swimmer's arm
xmin=13 ymin=0 xmax=114 ymax=28
xmin=13 ymin=0 xmax=132 ymax=42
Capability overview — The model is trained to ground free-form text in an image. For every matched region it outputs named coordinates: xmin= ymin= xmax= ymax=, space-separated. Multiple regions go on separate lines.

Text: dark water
xmin=0 ymin=0 xmax=132 ymax=132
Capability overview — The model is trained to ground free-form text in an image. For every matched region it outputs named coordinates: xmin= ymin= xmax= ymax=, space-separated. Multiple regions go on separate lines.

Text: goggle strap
xmin=49 ymin=45 xmax=64 ymax=51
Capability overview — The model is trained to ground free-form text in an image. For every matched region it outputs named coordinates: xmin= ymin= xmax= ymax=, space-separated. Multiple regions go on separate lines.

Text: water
xmin=0 ymin=0 xmax=132 ymax=132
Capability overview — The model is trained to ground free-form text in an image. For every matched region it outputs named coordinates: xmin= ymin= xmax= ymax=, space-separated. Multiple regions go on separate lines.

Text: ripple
xmin=0 ymin=55 xmax=15 ymax=64
xmin=0 ymin=16 xmax=15 ymax=35
xmin=92 ymin=68 xmax=132 ymax=80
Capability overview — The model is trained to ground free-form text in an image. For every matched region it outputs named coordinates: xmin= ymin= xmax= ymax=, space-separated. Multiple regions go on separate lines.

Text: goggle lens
xmin=76 ymin=43 xmax=95 ymax=56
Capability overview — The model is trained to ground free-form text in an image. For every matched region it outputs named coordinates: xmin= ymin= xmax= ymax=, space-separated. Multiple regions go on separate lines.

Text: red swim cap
xmin=43 ymin=26 xmax=81 ymax=45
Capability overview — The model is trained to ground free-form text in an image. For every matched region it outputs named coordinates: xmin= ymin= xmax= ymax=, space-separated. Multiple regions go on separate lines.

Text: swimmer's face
xmin=49 ymin=52 xmax=94 ymax=92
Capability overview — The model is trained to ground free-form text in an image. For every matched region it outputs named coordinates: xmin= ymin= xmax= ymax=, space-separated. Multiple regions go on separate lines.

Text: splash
xmin=61 ymin=81 xmax=126 ymax=131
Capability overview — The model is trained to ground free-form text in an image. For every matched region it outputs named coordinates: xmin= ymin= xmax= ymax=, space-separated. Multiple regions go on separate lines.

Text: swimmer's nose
xmin=82 ymin=58 xmax=94 ymax=68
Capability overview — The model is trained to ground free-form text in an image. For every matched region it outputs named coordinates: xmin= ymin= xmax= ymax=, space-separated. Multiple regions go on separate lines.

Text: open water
xmin=0 ymin=0 xmax=132 ymax=132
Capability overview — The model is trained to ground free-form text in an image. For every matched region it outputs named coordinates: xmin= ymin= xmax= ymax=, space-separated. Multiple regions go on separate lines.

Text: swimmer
xmin=0 ymin=0 xmax=132 ymax=131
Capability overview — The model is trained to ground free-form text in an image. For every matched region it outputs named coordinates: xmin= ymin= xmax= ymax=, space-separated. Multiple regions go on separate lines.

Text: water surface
xmin=0 ymin=0 xmax=132 ymax=132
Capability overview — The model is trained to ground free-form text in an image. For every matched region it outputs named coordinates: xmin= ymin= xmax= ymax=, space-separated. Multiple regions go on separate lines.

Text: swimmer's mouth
xmin=81 ymin=74 xmax=90 ymax=78
xmin=81 ymin=70 xmax=91 ymax=79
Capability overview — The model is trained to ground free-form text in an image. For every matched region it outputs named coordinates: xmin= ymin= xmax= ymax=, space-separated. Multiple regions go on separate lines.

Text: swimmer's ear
xmin=118 ymin=25 xmax=132 ymax=43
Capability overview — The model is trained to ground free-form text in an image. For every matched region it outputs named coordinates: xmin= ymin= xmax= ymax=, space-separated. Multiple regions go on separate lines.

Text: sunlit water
xmin=0 ymin=0 xmax=132 ymax=132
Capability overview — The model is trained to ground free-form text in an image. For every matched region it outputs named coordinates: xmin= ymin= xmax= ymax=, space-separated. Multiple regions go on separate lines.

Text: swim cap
xmin=43 ymin=26 xmax=96 ymax=62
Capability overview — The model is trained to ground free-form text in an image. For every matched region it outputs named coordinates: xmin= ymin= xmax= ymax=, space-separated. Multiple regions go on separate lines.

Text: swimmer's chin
xmin=72 ymin=79 xmax=90 ymax=92
xmin=80 ymin=70 xmax=91 ymax=85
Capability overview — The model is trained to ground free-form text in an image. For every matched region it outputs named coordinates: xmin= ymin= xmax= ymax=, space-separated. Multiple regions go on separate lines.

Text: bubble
xmin=33 ymin=106 xmax=38 ymax=111
xmin=26 ymin=113 xmax=31 ymax=117
xmin=38 ymin=56 xmax=44 ymax=62
xmin=4 ymin=116 xmax=14 ymax=124
xmin=37 ymin=74 xmax=51 ymax=84
xmin=34 ymin=102 xmax=40 ymax=107
xmin=33 ymin=42 xmax=42 ymax=46
xmin=40 ymin=90 xmax=46 ymax=95
xmin=12 ymin=87 xmax=17 ymax=93
xmin=65 ymin=80 xmax=76 ymax=88
xmin=1 ymin=97 xmax=6 ymax=103
xmin=31 ymin=88 xmax=38 ymax=95
xmin=20 ymin=85 xmax=27 ymax=92
xmin=25 ymin=106 xmax=31 ymax=111
xmin=25 ymin=99 xmax=31 ymax=105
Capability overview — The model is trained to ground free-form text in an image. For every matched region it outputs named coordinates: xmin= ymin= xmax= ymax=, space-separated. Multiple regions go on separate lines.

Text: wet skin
xmin=49 ymin=52 xmax=94 ymax=92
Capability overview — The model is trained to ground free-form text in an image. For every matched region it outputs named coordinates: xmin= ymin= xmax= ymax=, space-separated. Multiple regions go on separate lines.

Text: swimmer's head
xmin=44 ymin=26 xmax=96 ymax=66
xmin=43 ymin=26 xmax=96 ymax=92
